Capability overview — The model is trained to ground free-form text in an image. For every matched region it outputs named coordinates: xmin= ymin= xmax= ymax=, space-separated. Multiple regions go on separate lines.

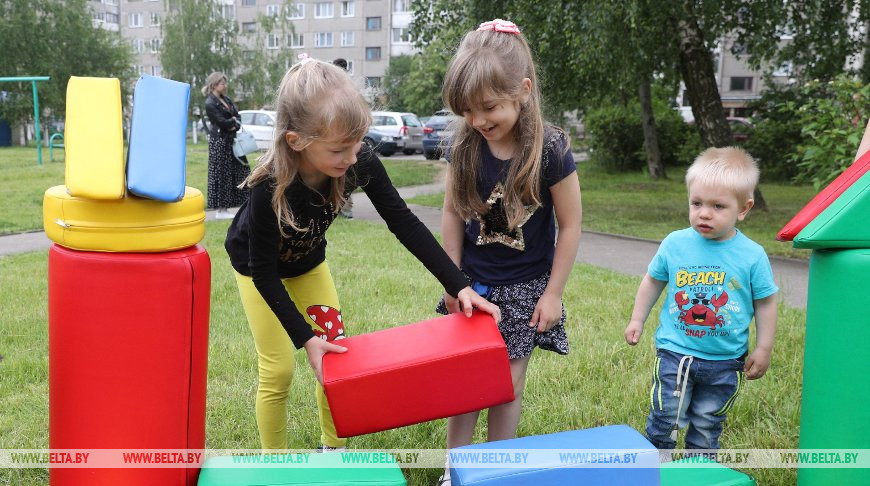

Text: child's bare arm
xmin=624 ymin=274 xmax=667 ymax=345
xmin=745 ymin=294 xmax=777 ymax=379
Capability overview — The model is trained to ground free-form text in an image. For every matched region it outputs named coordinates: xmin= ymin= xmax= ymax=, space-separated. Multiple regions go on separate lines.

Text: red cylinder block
xmin=48 ymin=244 xmax=210 ymax=486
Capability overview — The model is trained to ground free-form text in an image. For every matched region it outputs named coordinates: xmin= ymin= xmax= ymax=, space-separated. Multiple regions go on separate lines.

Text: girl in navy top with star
xmin=435 ymin=19 xmax=582 ymax=479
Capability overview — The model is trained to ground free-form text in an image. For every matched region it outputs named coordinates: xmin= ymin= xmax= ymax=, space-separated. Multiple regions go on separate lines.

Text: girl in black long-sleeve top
xmin=202 ymin=72 xmax=250 ymax=218
xmin=224 ymin=60 xmax=500 ymax=451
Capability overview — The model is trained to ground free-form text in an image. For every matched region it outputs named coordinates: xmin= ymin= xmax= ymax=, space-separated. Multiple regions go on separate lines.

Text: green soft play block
xmin=660 ymin=456 xmax=755 ymax=486
xmin=794 ymin=170 xmax=870 ymax=249
xmin=197 ymin=453 xmax=407 ymax=485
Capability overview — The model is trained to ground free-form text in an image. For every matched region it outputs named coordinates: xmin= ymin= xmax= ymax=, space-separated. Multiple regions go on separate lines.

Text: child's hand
xmin=530 ymin=292 xmax=562 ymax=333
xmin=303 ymin=337 xmax=348 ymax=385
xmin=624 ymin=320 xmax=644 ymax=345
xmin=455 ymin=287 xmax=501 ymax=324
xmin=744 ymin=347 xmax=771 ymax=380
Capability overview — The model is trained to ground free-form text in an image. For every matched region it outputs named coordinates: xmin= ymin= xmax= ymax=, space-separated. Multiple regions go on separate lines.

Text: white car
xmin=371 ymin=111 xmax=424 ymax=155
xmin=239 ymin=110 xmax=277 ymax=150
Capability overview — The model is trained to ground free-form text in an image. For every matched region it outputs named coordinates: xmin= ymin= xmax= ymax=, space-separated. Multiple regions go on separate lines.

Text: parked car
xmin=371 ymin=111 xmax=423 ymax=155
xmin=728 ymin=117 xmax=753 ymax=143
xmin=363 ymin=127 xmax=404 ymax=157
xmin=239 ymin=109 xmax=277 ymax=150
xmin=422 ymin=111 xmax=460 ymax=160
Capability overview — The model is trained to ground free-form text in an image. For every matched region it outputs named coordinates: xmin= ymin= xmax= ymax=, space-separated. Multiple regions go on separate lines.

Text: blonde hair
xmin=244 ymin=61 xmax=371 ymax=235
xmin=442 ymin=25 xmax=545 ymax=230
xmin=201 ymin=72 xmax=227 ymax=96
xmin=686 ymin=147 xmax=759 ymax=203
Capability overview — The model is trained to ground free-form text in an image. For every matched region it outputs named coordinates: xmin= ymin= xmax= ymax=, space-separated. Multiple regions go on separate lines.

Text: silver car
xmin=371 ymin=111 xmax=423 ymax=155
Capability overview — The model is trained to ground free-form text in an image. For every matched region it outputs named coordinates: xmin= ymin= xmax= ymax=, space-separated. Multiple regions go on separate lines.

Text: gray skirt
xmin=437 ymin=272 xmax=569 ymax=359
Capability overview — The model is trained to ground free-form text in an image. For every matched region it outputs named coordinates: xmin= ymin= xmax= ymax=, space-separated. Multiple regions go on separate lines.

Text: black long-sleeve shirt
xmin=225 ymin=147 xmax=468 ymax=348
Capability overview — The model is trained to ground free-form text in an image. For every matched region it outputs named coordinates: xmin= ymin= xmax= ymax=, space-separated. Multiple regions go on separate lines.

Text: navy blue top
xmin=457 ymin=129 xmax=576 ymax=285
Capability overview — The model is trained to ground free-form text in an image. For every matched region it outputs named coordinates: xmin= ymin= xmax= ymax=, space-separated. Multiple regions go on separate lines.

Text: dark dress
xmin=204 ymin=93 xmax=251 ymax=209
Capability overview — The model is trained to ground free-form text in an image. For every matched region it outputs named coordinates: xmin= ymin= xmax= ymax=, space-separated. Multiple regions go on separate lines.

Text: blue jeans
xmin=646 ymin=348 xmax=745 ymax=450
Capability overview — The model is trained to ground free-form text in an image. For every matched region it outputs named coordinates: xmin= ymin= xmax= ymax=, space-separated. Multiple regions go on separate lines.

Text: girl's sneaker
xmin=436 ymin=473 xmax=451 ymax=486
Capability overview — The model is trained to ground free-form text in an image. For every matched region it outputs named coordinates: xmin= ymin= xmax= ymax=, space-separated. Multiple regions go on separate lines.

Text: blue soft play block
xmin=126 ymin=75 xmax=190 ymax=201
xmin=450 ymin=425 xmax=659 ymax=485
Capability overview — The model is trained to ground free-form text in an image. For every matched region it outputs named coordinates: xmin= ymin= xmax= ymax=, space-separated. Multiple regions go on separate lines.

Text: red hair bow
xmin=476 ymin=19 xmax=520 ymax=35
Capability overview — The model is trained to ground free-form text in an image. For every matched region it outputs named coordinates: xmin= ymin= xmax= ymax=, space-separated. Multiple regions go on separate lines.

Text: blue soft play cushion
xmin=126 ymin=75 xmax=190 ymax=202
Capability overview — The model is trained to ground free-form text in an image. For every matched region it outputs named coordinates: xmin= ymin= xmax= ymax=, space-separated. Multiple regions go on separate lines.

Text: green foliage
xmin=0 ymin=0 xmax=134 ymax=126
xmin=781 ymin=75 xmax=870 ymax=189
xmin=382 ymin=55 xmax=414 ymax=112
xmin=160 ymin=0 xmax=240 ymax=113
xmin=743 ymin=84 xmax=807 ymax=182
xmin=234 ymin=3 xmax=298 ymax=110
xmin=585 ymin=94 xmax=698 ymax=173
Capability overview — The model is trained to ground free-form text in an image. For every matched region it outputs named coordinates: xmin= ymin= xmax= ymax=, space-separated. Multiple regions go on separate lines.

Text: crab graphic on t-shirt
xmin=675 ymin=290 xmax=728 ymax=330
xmin=306 ymin=305 xmax=346 ymax=341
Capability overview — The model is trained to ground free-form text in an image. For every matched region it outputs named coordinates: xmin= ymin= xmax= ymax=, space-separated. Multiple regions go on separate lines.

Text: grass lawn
xmin=406 ymin=164 xmax=820 ymax=260
xmin=0 ymin=145 xmax=441 ymax=235
xmin=1 ymin=219 xmax=804 ymax=485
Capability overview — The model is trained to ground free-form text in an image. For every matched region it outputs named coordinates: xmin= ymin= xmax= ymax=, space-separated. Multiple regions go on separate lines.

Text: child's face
xmin=461 ymin=80 xmax=531 ymax=147
xmin=287 ymin=132 xmax=362 ymax=181
xmin=688 ymin=182 xmax=753 ymax=241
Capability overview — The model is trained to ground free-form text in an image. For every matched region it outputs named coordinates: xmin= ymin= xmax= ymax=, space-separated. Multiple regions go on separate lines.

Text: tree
xmin=161 ymin=0 xmax=239 ymax=114
xmin=382 ymin=55 xmax=414 ymax=111
xmin=0 ymin=0 xmax=134 ymax=127
xmin=233 ymin=3 xmax=298 ymax=110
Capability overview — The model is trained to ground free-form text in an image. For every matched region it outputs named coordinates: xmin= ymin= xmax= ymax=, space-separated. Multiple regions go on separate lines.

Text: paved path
xmin=0 ymin=177 xmax=809 ymax=309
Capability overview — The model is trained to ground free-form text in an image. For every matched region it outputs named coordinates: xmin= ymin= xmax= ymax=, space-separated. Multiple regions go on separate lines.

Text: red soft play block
xmin=322 ymin=312 xmax=514 ymax=438
xmin=48 ymin=244 xmax=210 ymax=486
xmin=777 ymin=148 xmax=870 ymax=241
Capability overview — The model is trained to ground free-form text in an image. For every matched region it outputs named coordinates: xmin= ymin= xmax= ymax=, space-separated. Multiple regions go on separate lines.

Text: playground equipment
xmin=778 ymin=150 xmax=870 ymax=486
xmin=322 ymin=312 xmax=515 ymax=438
xmin=45 ymin=75 xmax=208 ymax=486
xmin=0 ymin=76 xmax=50 ymax=165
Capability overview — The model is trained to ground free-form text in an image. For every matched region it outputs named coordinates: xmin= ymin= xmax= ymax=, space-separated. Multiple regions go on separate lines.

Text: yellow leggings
xmin=234 ymin=261 xmax=346 ymax=449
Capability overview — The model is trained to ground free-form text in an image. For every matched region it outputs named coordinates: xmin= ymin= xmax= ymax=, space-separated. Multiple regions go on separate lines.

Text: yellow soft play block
xmin=43 ymin=185 xmax=205 ymax=253
xmin=65 ymin=76 xmax=125 ymax=199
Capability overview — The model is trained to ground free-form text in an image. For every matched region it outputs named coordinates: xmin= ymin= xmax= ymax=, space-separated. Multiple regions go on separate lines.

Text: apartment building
xmin=90 ymin=0 xmax=416 ymax=88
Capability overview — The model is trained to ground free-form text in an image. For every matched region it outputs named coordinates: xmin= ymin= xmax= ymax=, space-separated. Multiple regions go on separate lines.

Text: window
xmin=365 ymin=47 xmax=381 ymax=60
xmin=286 ymin=3 xmax=304 ymax=19
xmin=340 ymin=31 xmax=354 ymax=46
xmin=150 ymin=38 xmax=160 ymax=53
xmin=242 ymin=22 xmax=256 ymax=34
xmin=729 ymin=76 xmax=753 ymax=91
xmin=105 ymin=12 xmax=119 ymax=24
xmin=267 ymin=33 xmax=281 ymax=49
xmin=131 ymin=38 xmax=144 ymax=53
xmin=315 ymin=2 xmax=334 ymax=18
xmin=150 ymin=12 xmax=160 ymax=26
xmin=103 ymin=0 xmax=118 ymax=5
xmin=315 ymin=32 xmax=333 ymax=47
xmin=393 ymin=0 xmax=409 ymax=11
xmin=254 ymin=113 xmax=275 ymax=126
xmin=341 ymin=1 xmax=354 ymax=16
xmin=129 ymin=12 xmax=143 ymax=28
xmin=346 ymin=60 xmax=354 ymax=74
xmin=151 ymin=65 xmax=161 ymax=76
xmin=288 ymin=32 xmax=304 ymax=48
xmin=366 ymin=16 xmax=381 ymax=30
xmin=365 ymin=77 xmax=382 ymax=88
xmin=731 ymin=42 xmax=748 ymax=55
xmin=773 ymin=61 xmax=793 ymax=77
xmin=242 ymin=0 xmax=256 ymax=5
xmin=266 ymin=4 xmax=280 ymax=16
xmin=392 ymin=27 xmax=411 ymax=43
xmin=219 ymin=4 xmax=234 ymax=19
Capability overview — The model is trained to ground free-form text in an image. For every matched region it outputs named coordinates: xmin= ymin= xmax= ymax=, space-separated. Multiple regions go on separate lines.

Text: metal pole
xmin=32 ymin=80 xmax=42 ymax=165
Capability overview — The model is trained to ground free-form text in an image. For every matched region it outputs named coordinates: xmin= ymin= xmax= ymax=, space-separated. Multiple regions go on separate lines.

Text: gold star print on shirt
xmin=476 ymin=182 xmax=538 ymax=251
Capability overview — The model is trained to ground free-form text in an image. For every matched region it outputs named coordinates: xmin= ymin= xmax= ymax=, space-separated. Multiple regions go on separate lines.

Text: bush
xmin=747 ymin=75 xmax=870 ymax=187
xmin=585 ymin=99 xmax=698 ymax=173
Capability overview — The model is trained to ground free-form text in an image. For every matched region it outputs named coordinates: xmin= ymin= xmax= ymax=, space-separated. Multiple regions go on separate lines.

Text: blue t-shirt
xmin=649 ymin=228 xmax=778 ymax=360
xmin=456 ymin=129 xmax=576 ymax=285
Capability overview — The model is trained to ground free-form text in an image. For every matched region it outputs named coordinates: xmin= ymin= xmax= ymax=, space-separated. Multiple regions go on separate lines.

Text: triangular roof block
xmin=778 ymin=148 xmax=870 ymax=241
xmin=793 ymin=169 xmax=870 ymax=249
